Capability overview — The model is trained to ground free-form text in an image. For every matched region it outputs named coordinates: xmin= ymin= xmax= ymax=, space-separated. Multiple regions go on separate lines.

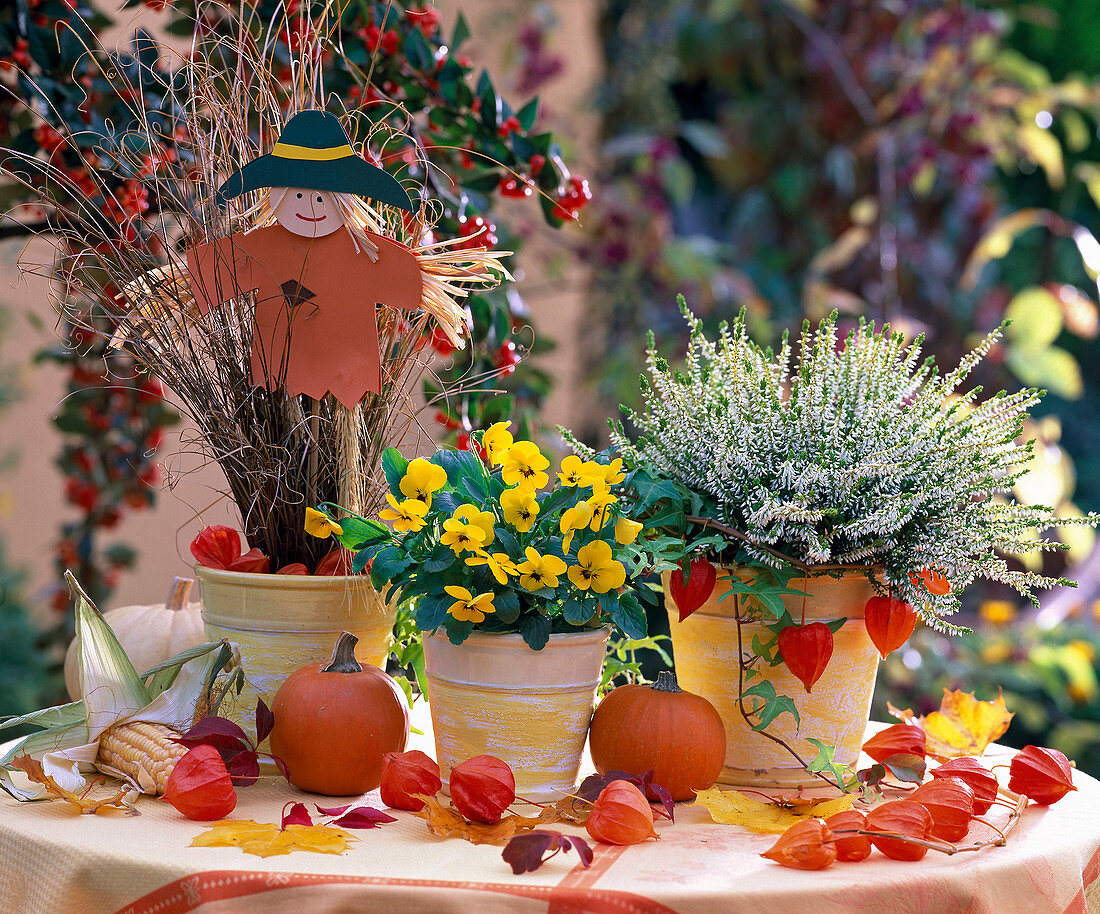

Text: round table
xmin=2 ymin=721 xmax=1098 ymax=914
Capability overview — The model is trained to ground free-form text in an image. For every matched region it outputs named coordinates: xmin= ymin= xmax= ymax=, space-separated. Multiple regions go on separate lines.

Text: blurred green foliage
xmin=874 ymin=615 xmax=1100 ymax=778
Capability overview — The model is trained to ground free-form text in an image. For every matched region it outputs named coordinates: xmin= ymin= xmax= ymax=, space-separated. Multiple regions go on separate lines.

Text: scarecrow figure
xmin=185 ymin=110 xmax=485 ymax=408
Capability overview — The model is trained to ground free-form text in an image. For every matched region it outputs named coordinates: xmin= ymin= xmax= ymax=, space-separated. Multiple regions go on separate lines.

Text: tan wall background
xmin=0 ymin=1 xmax=600 ymax=620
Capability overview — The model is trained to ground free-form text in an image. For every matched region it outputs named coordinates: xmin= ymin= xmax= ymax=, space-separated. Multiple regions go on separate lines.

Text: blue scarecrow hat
xmin=216 ymin=110 xmax=414 ymax=211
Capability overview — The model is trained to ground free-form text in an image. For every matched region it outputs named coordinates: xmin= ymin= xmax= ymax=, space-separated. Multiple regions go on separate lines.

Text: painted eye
xmin=316 ymin=196 xmax=322 ymax=203
xmin=296 ymin=192 xmax=303 ymax=198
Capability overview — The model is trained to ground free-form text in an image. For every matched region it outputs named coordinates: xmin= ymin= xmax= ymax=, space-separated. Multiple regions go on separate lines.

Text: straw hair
xmin=1 ymin=2 xmax=511 ymax=567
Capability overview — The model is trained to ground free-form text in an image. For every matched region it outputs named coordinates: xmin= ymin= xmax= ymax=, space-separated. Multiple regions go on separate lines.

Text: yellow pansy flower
xmin=483 ymin=422 xmax=514 ymax=467
xmin=558 ymin=455 xmax=587 ymax=487
xmin=399 ymin=458 xmax=448 ymax=505
xmin=615 ymin=517 xmax=643 ymax=545
xmin=500 ymin=487 xmax=540 ymax=533
xmin=439 ymin=517 xmax=487 ymax=555
xmin=500 ymin=441 xmax=550 ymax=491
xmin=304 ymin=506 xmax=343 ymax=538
xmin=560 ymin=500 xmax=595 ymax=554
xmin=586 ymin=490 xmax=618 ymax=531
xmin=577 ymin=460 xmax=609 ymax=490
xmin=444 ymin=585 xmax=496 ymax=623
xmin=378 ymin=493 xmax=428 ymax=533
xmin=452 ymin=503 xmax=496 ymax=548
xmin=568 ymin=540 xmax=627 ymax=594
xmin=516 ymin=546 xmax=567 ymax=592
xmin=465 ymin=550 xmax=519 ymax=585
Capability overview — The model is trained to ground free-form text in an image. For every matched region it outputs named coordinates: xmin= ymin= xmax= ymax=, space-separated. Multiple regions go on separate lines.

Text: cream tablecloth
xmin=1 ymin=720 xmax=1098 ymax=914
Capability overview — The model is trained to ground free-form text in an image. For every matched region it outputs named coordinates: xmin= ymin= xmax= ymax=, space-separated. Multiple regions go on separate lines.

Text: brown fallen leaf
xmin=693 ymin=788 xmax=855 ymax=834
xmin=190 ymin=819 xmax=353 ymax=857
xmin=11 ymin=755 xmax=137 ymax=815
xmin=411 ymin=795 xmax=552 ymax=846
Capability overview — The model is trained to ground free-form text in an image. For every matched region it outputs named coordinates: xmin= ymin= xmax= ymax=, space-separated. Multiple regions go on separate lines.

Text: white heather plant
xmin=604 ymin=298 xmax=1098 ymax=629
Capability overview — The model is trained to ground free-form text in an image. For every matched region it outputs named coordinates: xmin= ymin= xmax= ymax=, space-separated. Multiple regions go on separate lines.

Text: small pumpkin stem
xmin=165 ymin=577 xmax=194 ymax=611
xmin=651 ymin=670 xmax=683 ymax=693
xmin=323 ymin=631 xmax=363 ymax=674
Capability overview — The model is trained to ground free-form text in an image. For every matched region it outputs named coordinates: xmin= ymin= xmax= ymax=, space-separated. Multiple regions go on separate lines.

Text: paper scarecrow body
xmin=187 ymin=110 xmax=423 ymax=408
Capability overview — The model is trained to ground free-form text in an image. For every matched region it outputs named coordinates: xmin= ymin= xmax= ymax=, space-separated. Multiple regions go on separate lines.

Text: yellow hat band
xmin=271 ymin=142 xmax=356 ymax=162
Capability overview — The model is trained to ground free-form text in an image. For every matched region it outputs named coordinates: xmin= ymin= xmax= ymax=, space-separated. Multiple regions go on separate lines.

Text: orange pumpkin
xmin=589 ymin=670 xmax=726 ymax=801
xmin=269 ymin=630 xmax=409 ymax=795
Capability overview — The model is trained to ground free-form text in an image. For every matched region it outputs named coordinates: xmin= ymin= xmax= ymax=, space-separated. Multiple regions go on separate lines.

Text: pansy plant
xmin=307 ymin=425 xmax=676 ymax=650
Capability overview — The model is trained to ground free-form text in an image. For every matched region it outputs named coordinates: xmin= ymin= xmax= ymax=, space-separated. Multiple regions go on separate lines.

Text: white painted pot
xmin=423 ymin=627 xmax=610 ymax=803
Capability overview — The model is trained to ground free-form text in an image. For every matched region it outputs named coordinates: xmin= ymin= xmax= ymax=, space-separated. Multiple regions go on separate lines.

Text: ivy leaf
xmin=805 ymin=738 xmax=852 ymax=787
xmin=742 ymin=680 xmax=800 ymax=731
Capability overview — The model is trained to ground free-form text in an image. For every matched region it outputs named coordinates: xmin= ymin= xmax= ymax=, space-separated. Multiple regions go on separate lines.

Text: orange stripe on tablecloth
xmin=1059 ymin=843 xmax=1100 ymax=914
xmin=115 ymin=869 xmax=677 ymax=914
xmin=547 ymin=844 xmax=678 ymax=914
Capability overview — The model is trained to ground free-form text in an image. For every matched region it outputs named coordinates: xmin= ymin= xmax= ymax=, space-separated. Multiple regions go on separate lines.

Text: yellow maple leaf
xmin=693 ymin=788 xmax=855 ymax=834
xmin=919 ymin=689 xmax=1013 ymax=758
xmin=191 ymin=819 xmax=352 ymax=857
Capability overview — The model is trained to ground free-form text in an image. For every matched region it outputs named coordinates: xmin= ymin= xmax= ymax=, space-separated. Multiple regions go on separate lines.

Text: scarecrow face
xmin=272 ymin=187 xmax=343 ymax=238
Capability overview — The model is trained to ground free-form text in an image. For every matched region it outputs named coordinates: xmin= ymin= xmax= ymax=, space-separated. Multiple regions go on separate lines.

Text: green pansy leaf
xmin=382 ymin=448 xmax=409 ymax=495
xmin=425 ymin=547 xmax=456 ymax=573
xmin=493 ymin=590 xmax=521 ymax=624
xmin=519 ymin=612 xmax=551 ymax=651
xmin=416 ymin=593 xmax=450 ymax=631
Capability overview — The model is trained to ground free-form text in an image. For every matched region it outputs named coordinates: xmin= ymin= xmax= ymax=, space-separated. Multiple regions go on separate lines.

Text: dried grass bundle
xmin=2 ymin=2 xmax=510 ymax=567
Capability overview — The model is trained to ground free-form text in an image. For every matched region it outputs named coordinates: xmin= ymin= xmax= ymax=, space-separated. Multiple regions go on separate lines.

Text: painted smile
xmin=296 ymin=213 xmax=327 ymax=222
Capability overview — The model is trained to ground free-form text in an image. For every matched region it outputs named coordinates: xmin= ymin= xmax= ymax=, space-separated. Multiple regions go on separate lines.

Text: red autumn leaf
xmin=910 ymin=567 xmax=951 ymax=596
xmin=761 ymin=818 xmax=837 ymax=870
xmin=227 ymin=547 xmax=271 ymax=574
xmin=189 ymin=525 xmax=242 ymax=570
xmin=380 ymin=750 xmax=442 ymax=811
xmin=174 ymin=714 xmax=262 ymax=787
xmin=162 ymin=745 xmax=237 ymax=821
xmin=864 ymin=800 xmax=932 ymax=861
xmin=863 ymin=722 xmax=926 ymax=763
xmin=668 ymin=556 xmax=717 ymax=621
xmin=281 ymin=801 xmax=313 ymax=827
xmin=931 ymin=757 xmax=999 ymax=815
xmin=315 ymin=803 xmax=398 ymax=829
xmin=502 ymin=830 xmax=593 ymax=874
xmin=823 ymin=809 xmax=871 ymax=861
xmin=1008 ymin=745 xmax=1077 ymax=805
xmin=255 ymin=699 xmax=275 ymax=745
xmin=777 ymin=622 xmax=833 ymax=693
xmin=909 ymin=777 xmax=975 ymax=841
xmin=276 ymin=563 xmax=310 ymax=575
xmin=314 ymin=546 xmax=354 ymax=576
xmin=585 ymin=780 xmax=658 ymax=845
xmin=449 ymin=755 xmax=516 ymax=824
xmin=863 ymin=596 xmax=918 ymax=659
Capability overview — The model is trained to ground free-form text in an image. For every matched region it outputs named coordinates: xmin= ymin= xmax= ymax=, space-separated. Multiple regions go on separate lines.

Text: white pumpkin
xmin=63 ymin=577 xmax=207 ymax=700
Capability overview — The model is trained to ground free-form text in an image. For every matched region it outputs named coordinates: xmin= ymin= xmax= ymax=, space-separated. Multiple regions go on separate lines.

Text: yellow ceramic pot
xmin=664 ymin=568 xmax=879 ymax=788
xmin=423 ymin=627 xmax=609 ymax=803
xmin=196 ymin=567 xmax=396 ymax=741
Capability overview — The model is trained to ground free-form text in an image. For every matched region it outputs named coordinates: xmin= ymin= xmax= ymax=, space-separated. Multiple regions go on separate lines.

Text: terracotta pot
xmin=423 ymin=627 xmax=609 ymax=803
xmin=195 ymin=566 xmax=396 ymax=742
xmin=664 ymin=568 xmax=879 ymax=788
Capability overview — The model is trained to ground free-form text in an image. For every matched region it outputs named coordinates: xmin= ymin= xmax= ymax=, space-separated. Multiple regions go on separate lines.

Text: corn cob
xmin=96 ymin=721 xmax=188 ymax=795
